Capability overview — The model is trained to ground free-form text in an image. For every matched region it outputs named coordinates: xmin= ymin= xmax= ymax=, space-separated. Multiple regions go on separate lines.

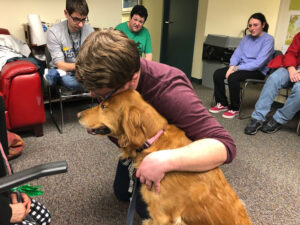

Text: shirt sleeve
xmin=115 ymin=23 xmax=122 ymax=30
xmin=153 ymin=79 xmax=237 ymax=163
xmin=47 ymin=29 xmax=65 ymax=66
xmin=144 ymin=30 xmax=152 ymax=54
xmin=0 ymin=194 xmax=12 ymax=225
xmin=283 ymin=32 xmax=300 ymax=68
xmin=238 ymin=36 xmax=274 ymax=71
xmin=230 ymin=37 xmax=245 ymax=66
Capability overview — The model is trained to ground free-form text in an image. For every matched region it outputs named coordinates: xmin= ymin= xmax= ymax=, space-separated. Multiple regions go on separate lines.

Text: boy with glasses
xmin=46 ymin=0 xmax=94 ymax=90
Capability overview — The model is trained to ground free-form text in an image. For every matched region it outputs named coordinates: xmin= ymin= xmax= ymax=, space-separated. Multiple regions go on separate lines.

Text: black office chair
xmin=44 ymin=47 xmax=91 ymax=133
xmin=0 ymin=96 xmax=68 ymax=193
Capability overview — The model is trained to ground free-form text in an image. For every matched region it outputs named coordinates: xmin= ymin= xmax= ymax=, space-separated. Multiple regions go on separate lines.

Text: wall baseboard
xmin=191 ymin=77 xmax=202 ymax=84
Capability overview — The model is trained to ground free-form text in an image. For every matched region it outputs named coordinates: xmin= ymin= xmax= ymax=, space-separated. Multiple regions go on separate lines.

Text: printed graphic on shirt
xmin=63 ymin=46 xmax=76 ymax=59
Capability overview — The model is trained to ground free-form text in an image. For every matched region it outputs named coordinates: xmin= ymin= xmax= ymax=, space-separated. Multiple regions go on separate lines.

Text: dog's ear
xmin=118 ymin=106 xmax=147 ymax=149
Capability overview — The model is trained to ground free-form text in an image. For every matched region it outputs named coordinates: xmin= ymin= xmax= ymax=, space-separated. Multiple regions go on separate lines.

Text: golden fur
xmin=78 ymin=90 xmax=251 ymax=225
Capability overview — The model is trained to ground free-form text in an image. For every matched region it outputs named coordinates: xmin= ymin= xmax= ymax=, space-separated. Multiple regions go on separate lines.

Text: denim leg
xmin=252 ymin=68 xmax=291 ymax=121
xmin=273 ymin=81 xmax=300 ymax=124
xmin=60 ymin=73 xmax=83 ymax=91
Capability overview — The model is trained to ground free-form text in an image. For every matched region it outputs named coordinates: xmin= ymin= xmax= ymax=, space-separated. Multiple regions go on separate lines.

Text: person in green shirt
xmin=116 ymin=5 xmax=152 ymax=60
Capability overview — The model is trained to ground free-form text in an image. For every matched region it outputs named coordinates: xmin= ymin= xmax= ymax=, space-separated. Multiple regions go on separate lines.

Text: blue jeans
xmin=59 ymin=72 xmax=83 ymax=91
xmin=252 ymin=67 xmax=300 ymax=124
xmin=45 ymin=69 xmax=83 ymax=91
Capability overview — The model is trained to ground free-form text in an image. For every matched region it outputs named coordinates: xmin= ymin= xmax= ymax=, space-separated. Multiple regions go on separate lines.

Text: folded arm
xmin=136 ymin=138 xmax=227 ymax=193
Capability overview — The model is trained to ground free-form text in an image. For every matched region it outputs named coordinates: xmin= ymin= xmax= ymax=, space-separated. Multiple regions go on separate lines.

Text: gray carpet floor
xmin=10 ymin=83 xmax=299 ymax=225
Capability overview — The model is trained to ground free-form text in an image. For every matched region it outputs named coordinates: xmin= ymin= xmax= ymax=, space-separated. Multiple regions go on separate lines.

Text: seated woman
xmin=209 ymin=12 xmax=274 ymax=119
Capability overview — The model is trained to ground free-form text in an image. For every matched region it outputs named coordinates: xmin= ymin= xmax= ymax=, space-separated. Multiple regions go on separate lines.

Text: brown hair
xmin=75 ymin=28 xmax=140 ymax=90
xmin=66 ymin=0 xmax=89 ymax=15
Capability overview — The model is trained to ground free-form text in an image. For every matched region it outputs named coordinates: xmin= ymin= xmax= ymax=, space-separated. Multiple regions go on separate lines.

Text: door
xmin=160 ymin=0 xmax=199 ymax=78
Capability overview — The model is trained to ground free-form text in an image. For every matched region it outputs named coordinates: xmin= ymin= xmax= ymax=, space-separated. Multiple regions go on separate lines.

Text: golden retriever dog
xmin=78 ymin=90 xmax=251 ymax=225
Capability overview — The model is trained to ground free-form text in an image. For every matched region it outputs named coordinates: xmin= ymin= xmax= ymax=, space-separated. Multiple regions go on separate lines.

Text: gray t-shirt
xmin=47 ymin=20 xmax=94 ymax=67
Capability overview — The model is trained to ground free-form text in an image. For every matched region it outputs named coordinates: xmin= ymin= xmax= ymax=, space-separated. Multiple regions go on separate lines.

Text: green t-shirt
xmin=115 ymin=22 xmax=152 ymax=57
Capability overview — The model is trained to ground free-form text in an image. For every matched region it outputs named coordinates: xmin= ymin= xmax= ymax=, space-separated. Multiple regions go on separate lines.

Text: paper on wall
xmin=27 ymin=14 xmax=47 ymax=46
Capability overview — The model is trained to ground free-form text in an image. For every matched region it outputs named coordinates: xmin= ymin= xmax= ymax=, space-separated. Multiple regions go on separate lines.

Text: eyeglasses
xmin=70 ymin=15 xmax=89 ymax=24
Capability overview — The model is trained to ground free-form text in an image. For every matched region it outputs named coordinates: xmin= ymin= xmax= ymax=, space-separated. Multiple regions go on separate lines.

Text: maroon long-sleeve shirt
xmin=132 ymin=58 xmax=236 ymax=163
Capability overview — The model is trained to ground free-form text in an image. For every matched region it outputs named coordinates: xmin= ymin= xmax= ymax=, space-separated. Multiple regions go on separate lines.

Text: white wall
xmin=0 ymin=0 xmax=122 ymax=40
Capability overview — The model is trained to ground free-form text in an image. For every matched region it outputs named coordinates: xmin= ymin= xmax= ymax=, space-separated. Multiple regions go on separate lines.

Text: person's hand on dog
xmin=136 ymin=150 xmax=172 ymax=193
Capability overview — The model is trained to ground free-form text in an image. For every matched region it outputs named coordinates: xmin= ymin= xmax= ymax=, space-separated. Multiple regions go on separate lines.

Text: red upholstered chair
xmin=0 ymin=28 xmax=45 ymax=136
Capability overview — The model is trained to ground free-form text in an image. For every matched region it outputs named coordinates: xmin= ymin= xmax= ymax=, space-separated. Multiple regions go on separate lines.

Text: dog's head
xmin=78 ymin=90 xmax=167 ymax=158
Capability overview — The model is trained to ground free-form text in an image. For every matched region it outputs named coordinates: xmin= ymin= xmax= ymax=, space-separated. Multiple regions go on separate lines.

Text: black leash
xmin=125 ymin=127 xmax=166 ymax=224
xmin=126 ymin=176 xmax=138 ymax=225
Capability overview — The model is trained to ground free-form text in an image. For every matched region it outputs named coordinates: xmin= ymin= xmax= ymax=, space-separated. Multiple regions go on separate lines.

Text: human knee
xmin=292 ymin=81 xmax=300 ymax=95
xmin=227 ymin=74 xmax=239 ymax=83
xmin=266 ymin=68 xmax=288 ymax=86
xmin=213 ymin=68 xmax=226 ymax=81
xmin=113 ymin=183 xmax=130 ymax=201
xmin=293 ymin=81 xmax=300 ymax=92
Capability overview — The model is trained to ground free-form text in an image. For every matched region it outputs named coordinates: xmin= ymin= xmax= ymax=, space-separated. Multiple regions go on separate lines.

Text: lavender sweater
xmin=230 ymin=32 xmax=274 ymax=75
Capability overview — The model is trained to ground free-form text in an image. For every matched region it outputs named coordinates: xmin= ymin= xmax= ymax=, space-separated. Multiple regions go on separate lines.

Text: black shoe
xmin=261 ymin=118 xmax=282 ymax=134
xmin=244 ymin=118 xmax=263 ymax=135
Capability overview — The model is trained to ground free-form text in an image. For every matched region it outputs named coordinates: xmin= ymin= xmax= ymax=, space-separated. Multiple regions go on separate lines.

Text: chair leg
xmin=33 ymin=124 xmax=43 ymax=137
xmin=297 ymin=119 xmax=300 ymax=136
xmin=238 ymin=81 xmax=251 ymax=120
xmin=48 ymin=86 xmax=63 ymax=134
xmin=59 ymin=88 xmax=64 ymax=134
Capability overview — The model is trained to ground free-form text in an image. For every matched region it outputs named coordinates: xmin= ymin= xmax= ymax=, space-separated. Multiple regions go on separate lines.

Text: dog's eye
xmin=101 ymin=103 xmax=107 ymax=109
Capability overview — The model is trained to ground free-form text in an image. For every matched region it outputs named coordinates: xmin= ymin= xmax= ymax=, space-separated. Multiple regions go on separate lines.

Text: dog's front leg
xmin=142 ymin=219 xmax=154 ymax=225
xmin=143 ymin=216 xmax=186 ymax=225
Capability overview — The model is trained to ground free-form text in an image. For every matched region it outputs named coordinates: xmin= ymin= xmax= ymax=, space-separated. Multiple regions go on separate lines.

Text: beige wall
xmin=142 ymin=0 xmax=163 ymax=62
xmin=0 ymin=0 xmax=122 ymax=40
xmin=273 ymin=0 xmax=291 ymax=51
xmin=191 ymin=0 xmax=208 ymax=80
xmin=205 ymin=0 xmax=281 ymax=37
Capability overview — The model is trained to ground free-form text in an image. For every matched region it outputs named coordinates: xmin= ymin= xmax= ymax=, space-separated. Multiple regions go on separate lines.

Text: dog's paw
xmin=175 ymin=217 xmax=187 ymax=225
xmin=142 ymin=219 xmax=153 ymax=225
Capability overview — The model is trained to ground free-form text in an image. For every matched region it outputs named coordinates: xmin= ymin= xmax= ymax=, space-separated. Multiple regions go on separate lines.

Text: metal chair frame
xmin=47 ymin=86 xmax=91 ymax=133
xmin=44 ymin=47 xmax=92 ymax=134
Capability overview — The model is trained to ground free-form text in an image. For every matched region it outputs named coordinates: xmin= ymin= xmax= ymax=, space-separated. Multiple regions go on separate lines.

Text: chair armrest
xmin=0 ymin=161 xmax=68 ymax=193
xmin=0 ymin=60 xmax=38 ymax=106
xmin=0 ymin=60 xmax=37 ymax=78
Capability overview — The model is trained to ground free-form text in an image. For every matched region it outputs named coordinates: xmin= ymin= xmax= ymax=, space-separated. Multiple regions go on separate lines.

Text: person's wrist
xmin=232 ymin=66 xmax=239 ymax=72
xmin=158 ymin=150 xmax=175 ymax=173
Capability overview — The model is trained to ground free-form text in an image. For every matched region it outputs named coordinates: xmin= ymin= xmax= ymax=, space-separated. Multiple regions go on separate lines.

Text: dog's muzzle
xmin=87 ymin=126 xmax=111 ymax=135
